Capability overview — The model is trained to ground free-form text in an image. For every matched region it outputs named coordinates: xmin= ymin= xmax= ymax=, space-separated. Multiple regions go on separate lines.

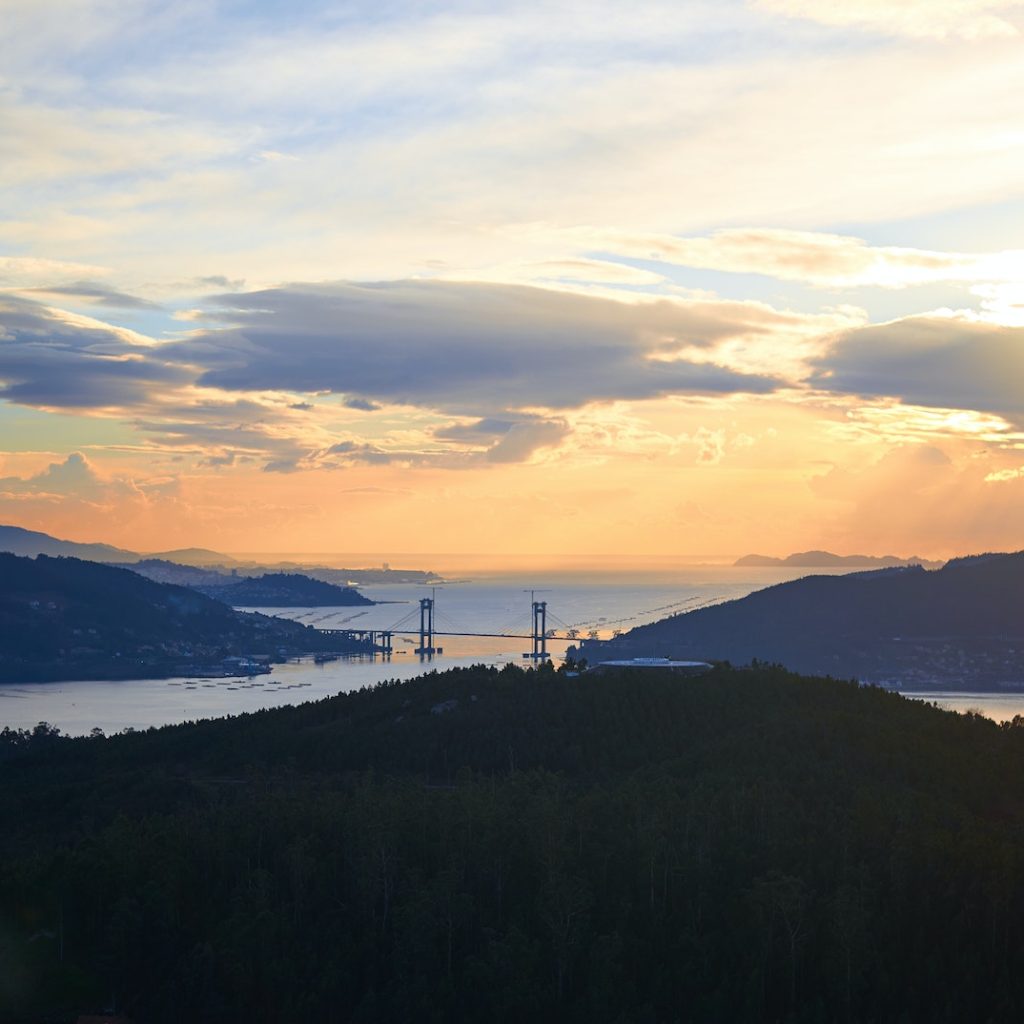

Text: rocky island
xmin=734 ymin=549 xmax=943 ymax=569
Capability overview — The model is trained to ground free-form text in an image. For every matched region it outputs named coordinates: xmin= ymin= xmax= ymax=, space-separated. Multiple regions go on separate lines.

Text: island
xmin=734 ymin=549 xmax=943 ymax=569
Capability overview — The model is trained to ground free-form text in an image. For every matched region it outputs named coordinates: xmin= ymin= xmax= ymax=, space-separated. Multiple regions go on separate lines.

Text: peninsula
xmin=572 ymin=551 xmax=1024 ymax=690
xmin=0 ymin=553 xmax=372 ymax=682
xmin=194 ymin=571 xmax=374 ymax=607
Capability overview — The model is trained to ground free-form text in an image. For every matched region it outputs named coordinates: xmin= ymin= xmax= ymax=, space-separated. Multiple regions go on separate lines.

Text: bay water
xmin=1 ymin=566 xmax=1012 ymax=734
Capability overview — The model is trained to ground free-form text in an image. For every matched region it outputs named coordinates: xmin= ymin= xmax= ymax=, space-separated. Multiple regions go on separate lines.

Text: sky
xmin=1 ymin=0 xmax=1023 ymax=564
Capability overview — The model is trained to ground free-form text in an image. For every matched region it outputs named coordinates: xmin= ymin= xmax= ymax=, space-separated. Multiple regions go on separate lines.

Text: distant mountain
xmin=195 ymin=572 xmax=374 ymax=607
xmin=0 ymin=524 xmax=138 ymax=562
xmin=0 ymin=554 xmax=371 ymax=682
xmin=572 ymin=552 xmax=1024 ymax=689
xmin=0 ymin=526 xmax=437 ymax=584
xmin=0 ymin=526 xmax=236 ymax=566
xmin=117 ymin=562 xmax=373 ymax=607
xmin=735 ymin=550 xmax=943 ymax=569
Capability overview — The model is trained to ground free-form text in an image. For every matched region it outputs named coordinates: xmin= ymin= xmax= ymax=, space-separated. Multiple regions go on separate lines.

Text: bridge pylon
xmin=523 ymin=600 xmax=549 ymax=661
xmin=415 ymin=597 xmax=441 ymax=656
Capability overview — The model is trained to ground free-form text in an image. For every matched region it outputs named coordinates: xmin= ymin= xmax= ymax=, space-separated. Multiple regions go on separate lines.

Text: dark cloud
xmin=434 ymin=416 xmax=527 ymax=442
xmin=200 ymin=452 xmax=238 ymax=467
xmin=169 ymin=280 xmax=781 ymax=414
xmin=28 ymin=281 xmax=162 ymax=310
xmin=433 ymin=413 xmax=569 ymax=461
xmin=324 ymin=440 xmax=398 ymax=464
xmin=131 ymin=412 xmax=306 ymax=463
xmin=0 ymin=281 xmax=792 ymax=469
xmin=814 ymin=316 xmax=1024 ymax=420
xmin=196 ymin=275 xmax=246 ymax=289
xmin=168 ymin=275 xmax=247 ymax=294
xmin=484 ymin=418 xmax=570 ymax=462
xmin=0 ymin=295 xmax=189 ymax=408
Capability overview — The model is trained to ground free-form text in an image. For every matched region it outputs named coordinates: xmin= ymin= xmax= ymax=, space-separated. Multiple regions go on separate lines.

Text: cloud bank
xmin=169 ymin=280 xmax=783 ymax=415
xmin=0 ymin=282 xmax=789 ymax=469
xmin=815 ymin=315 xmax=1024 ymax=423
xmin=0 ymin=296 xmax=188 ymax=409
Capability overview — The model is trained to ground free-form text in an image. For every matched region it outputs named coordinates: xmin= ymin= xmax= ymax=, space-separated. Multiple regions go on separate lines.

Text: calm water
xmin=2 ymin=566 xmax=1014 ymax=734
xmin=904 ymin=693 xmax=1024 ymax=723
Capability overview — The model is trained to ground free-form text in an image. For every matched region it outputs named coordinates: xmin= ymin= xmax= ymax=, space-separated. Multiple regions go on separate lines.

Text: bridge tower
xmin=529 ymin=600 xmax=549 ymax=660
xmin=416 ymin=597 xmax=436 ymax=656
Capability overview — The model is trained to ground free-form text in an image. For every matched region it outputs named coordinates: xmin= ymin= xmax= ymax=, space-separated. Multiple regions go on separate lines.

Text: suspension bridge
xmin=318 ymin=595 xmax=562 ymax=660
xmin=315 ymin=590 xmax=719 ymax=661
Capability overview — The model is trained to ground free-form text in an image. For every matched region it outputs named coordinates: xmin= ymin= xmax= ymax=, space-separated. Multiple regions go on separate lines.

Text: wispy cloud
xmin=3 ymin=2 xmax=1023 ymax=291
xmin=986 ymin=466 xmax=1024 ymax=482
xmin=754 ymin=0 xmax=1024 ymax=40
xmin=25 ymin=281 xmax=162 ymax=310
xmin=0 ymin=256 xmax=110 ymax=288
xmin=585 ymin=227 xmax=1024 ymax=292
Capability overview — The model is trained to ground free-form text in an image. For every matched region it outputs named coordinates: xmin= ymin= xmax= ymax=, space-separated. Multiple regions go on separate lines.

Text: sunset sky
xmin=2 ymin=0 xmax=1023 ymax=563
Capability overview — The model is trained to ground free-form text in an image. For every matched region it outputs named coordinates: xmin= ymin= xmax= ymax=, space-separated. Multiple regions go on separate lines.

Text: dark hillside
xmin=0 ymin=553 xmax=366 ymax=681
xmin=577 ymin=551 xmax=1024 ymax=688
xmin=195 ymin=571 xmax=374 ymax=607
xmin=4 ymin=663 xmax=1024 ymax=1022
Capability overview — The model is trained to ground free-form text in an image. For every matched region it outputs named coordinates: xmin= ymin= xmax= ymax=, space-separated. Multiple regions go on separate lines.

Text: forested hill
xmin=576 ymin=550 xmax=1024 ymax=688
xmin=194 ymin=571 xmax=374 ymax=607
xmin=5 ymin=663 xmax=1024 ymax=1022
xmin=0 ymin=553 xmax=364 ymax=682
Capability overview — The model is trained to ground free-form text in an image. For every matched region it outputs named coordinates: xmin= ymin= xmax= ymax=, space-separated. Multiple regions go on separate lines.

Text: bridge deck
xmin=319 ymin=629 xmax=578 ymax=640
